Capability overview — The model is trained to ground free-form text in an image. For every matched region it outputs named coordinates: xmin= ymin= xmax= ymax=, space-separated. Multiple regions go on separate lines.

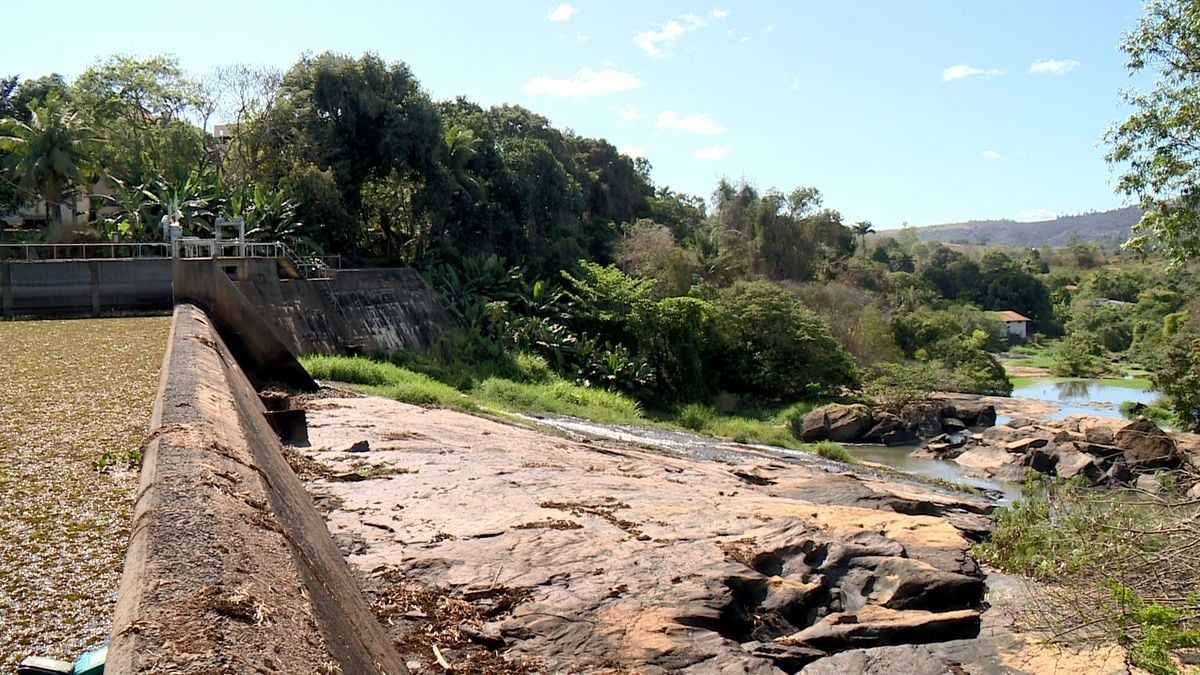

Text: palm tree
xmin=852 ymin=220 xmax=876 ymax=259
xmin=0 ymin=91 xmax=96 ymax=239
xmin=443 ymin=125 xmax=483 ymax=201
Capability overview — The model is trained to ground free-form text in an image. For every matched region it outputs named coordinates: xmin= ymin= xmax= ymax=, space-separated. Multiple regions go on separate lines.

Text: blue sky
xmin=1 ymin=1 xmax=1150 ymax=228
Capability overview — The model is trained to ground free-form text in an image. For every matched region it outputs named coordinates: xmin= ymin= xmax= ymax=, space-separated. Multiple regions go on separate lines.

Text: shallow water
xmin=1011 ymin=377 xmax=1156 ymax=420
xmin=848 ymin=443 xmax=1022 ymax=505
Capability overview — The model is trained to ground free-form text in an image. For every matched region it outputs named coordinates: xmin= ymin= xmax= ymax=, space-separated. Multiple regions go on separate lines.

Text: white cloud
xmin=621 ymin=146 xmax=647 ymax=159
xmin=762 ymin=24 xmax=775 ymax=33
xmin=1028 ymin=58 xmax=1080 ymax=76
xmin=942 ymin=64 xmax=1004 ymax=81
xmin=577 ymin=34 xmax=589 ymax=43
xmin=547 ymin=3 xmax=578 ymax=22
xmin=634 ymin=13 xmax=707 ymax=57
xmin=981 ymin=149 xmax=1003 ymax=160
xmin=694 ymin=145 xmax=729 ymax=160
xmin=709 ymin=7 xmax=729 ymax=19
xmin=1016 ymin=208 xmax=1056 ymax=221
xmin=521 ymin=68 xmax=642 ymax=99
xmin=740 ymin=35 xmax=751 ymax=43
xmin=615 ymin=104 xmax=641 ymax=121
xmin=790 ymin=76 xmax=800 ymax=91
xmin=655 ymin=110 xmax=727 ymax=135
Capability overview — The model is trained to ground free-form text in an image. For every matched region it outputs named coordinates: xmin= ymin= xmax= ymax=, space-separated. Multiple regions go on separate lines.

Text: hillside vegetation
xmin=880 ymin=206 xmax=1142 ymax=248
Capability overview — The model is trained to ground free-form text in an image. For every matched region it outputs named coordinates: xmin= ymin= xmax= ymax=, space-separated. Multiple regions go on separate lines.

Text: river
xmin=1009 ymin=377 xmax=1157 ymax=421
xmin=847 ymin=376 xmax=1157 ymax=504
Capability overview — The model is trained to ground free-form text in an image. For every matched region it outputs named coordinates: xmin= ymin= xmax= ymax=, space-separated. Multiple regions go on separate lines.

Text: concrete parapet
xmin=107 ymin=304 xmax=406 ymax=673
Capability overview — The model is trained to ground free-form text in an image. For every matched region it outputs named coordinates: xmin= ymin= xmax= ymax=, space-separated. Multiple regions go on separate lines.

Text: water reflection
xmin=1011 ymin=377 xmax=1158 ymax=420
xmin=1053 ymin=379 xmax=1095 ymax=400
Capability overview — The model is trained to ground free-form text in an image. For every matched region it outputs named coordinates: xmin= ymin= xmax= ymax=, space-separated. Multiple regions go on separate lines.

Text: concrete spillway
xmin=106 ymin=304 xmax=408 ymax=673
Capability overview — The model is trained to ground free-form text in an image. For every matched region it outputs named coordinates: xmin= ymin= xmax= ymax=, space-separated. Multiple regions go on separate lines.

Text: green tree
xmin=1154 ymin=332 xmax=1200 ymax=430
xmin=268 ymin=52 xmax=442 ymax=255
xmin=71 ymin=55 xmax=207 ymax=187
xmin=707 ymin=281 xmax=858 ymax=398
xmin=0 ymin=91 xmax=96 ymax=236
xmin=1106 ymin=0 xmax=1200 ymax=264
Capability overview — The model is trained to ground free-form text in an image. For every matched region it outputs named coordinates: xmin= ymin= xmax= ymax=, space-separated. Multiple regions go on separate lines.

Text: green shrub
xmin=1050 ymin=333 xmax=1106 ymax=378
xmin=473 ymin=377 xmax=644 ymax=423
xmin=708 ymin=281 xmax=858 ymax=398
xmin=302 ymin=354 xmax=405 ymax=386
xmin=642 ymin=296 xmax=713 ymax=401
xmin=513 ymin=352 xmax=553 ymax=383
xmin=779 ymin=401 xmax=819 ymax=438
xmin=678 ymin=403 xmax=717 ymax=431
xmin=811 ymin=440 xmax=857 ymax=463
xmin=975 ymin=476 xmax=1200 ymax=673
xmin=862 ymin=362 xmax=938 ymax=409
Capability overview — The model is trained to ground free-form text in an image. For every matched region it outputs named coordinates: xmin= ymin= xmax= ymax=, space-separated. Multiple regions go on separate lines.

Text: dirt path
xmin=0 ymin=317 xmax=169 ymax=668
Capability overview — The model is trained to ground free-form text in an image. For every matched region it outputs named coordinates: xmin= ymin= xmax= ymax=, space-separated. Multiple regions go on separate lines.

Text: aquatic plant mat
xmin=0 ymin=317 xmax=169 ymax=667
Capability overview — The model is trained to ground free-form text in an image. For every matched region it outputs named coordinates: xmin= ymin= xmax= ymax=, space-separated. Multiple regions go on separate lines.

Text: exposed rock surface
xmin=803 ymin=400 xmax=997 ymax=446
xmin=940 ymin=415 xmax=1195 ymax=490
xmin=295 ymin=395 xmax=1130 ymax=674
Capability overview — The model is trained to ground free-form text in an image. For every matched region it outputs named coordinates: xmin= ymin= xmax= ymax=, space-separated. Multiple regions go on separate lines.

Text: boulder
xmin=899 ymin=404 xmax=945 ymax=438
xmin=955 ymin=446 xmax=1019 ymax=475
xmin=1054 ymin=447 xmax=1103 ymax=483
xmin=954 ymin=403 xmax=997 ymax=428
xmin=941 ymin=418 xmax=967 ymax=434
xmin=1099 ymin=459 xmax=1131 ymax=486
xmin=1135 ymin=473 xmax=1164 ymax=494
xmin=1005 ymin=417 xmax=1036 ymax=429
xmin=916 ymin=418 xmax=943 ymax=438
xmin=826 ymin=405 xmax=874 ymax=443
xmin=1114 ymin=418 xmax=1183 ymax=470
xmin=862 ymin=411 xmax=905 ymax=443
xmin=1084 ymin=426 xmax=1115 ymax=446
xmin=801 ymin=410 xmax=830 ymax=442
xmin=1023 ymin=448 xmax=1054 ymax=475
xmin=1075 ymin=442 xmax=1124 ymax=459
xmin=783 ymin=606 xmax=981 ymax=654
xmin=977 ymin=425 xmax=1026 ymax=445
xmin=882 ymin=429 xmax=920 ymax=447
xmin=1003 ymin=437 xmax=1049 ymax=454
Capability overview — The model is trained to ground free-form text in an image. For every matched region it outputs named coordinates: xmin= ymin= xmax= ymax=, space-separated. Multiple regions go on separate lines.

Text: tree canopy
xmin=1106 ymin=0 xmax=1200 ymax=264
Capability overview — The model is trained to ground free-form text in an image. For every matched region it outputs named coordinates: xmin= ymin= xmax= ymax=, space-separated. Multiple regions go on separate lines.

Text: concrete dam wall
xmin=1 ymin=259 xmax=171 ymax=317
xmin=235 ymin=268 xmax=448 ymax=356
xmin=107 ymin=304 xmax=407 ymax=673
xmin=1 ymin=258 xmax=448 ymax=361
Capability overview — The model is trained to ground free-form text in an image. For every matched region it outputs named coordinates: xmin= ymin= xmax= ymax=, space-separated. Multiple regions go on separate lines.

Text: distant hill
xmin=878 ymin=206 xmax=1142 ymax=248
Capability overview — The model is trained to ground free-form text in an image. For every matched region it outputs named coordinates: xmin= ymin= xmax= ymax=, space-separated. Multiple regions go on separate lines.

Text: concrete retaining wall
xmin=172 ymin=259 xmax=318 ymax=391
xmin=235 ymin=268 xmax=448 ymax=356
xmin=0 ymin=259 xmax=171 ymax=317
xmin=107 ymin=304 xmax=407 ymax=673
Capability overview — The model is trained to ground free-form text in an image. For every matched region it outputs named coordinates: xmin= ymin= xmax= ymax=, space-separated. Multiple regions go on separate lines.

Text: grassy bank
xmin=301 ymin=354 xmax=850 ymax=459
xmin=1008 ymin=375 xmax=1155 ymax=390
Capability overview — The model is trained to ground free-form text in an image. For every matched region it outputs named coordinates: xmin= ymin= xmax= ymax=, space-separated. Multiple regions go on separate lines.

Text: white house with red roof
xmin=994 ymin=310 xmax=1032 ymax=340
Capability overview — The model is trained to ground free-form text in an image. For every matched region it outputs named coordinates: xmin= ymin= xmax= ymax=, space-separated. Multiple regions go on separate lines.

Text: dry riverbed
xmin=293 ymin=394 xmax=1132 ymax=673
xmin=0 ymin=317 xmax=168 ymax=668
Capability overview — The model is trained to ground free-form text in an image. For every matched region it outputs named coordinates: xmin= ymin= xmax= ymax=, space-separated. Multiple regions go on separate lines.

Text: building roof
xmin=995 ymin=310 xmax=1032 ymax=323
